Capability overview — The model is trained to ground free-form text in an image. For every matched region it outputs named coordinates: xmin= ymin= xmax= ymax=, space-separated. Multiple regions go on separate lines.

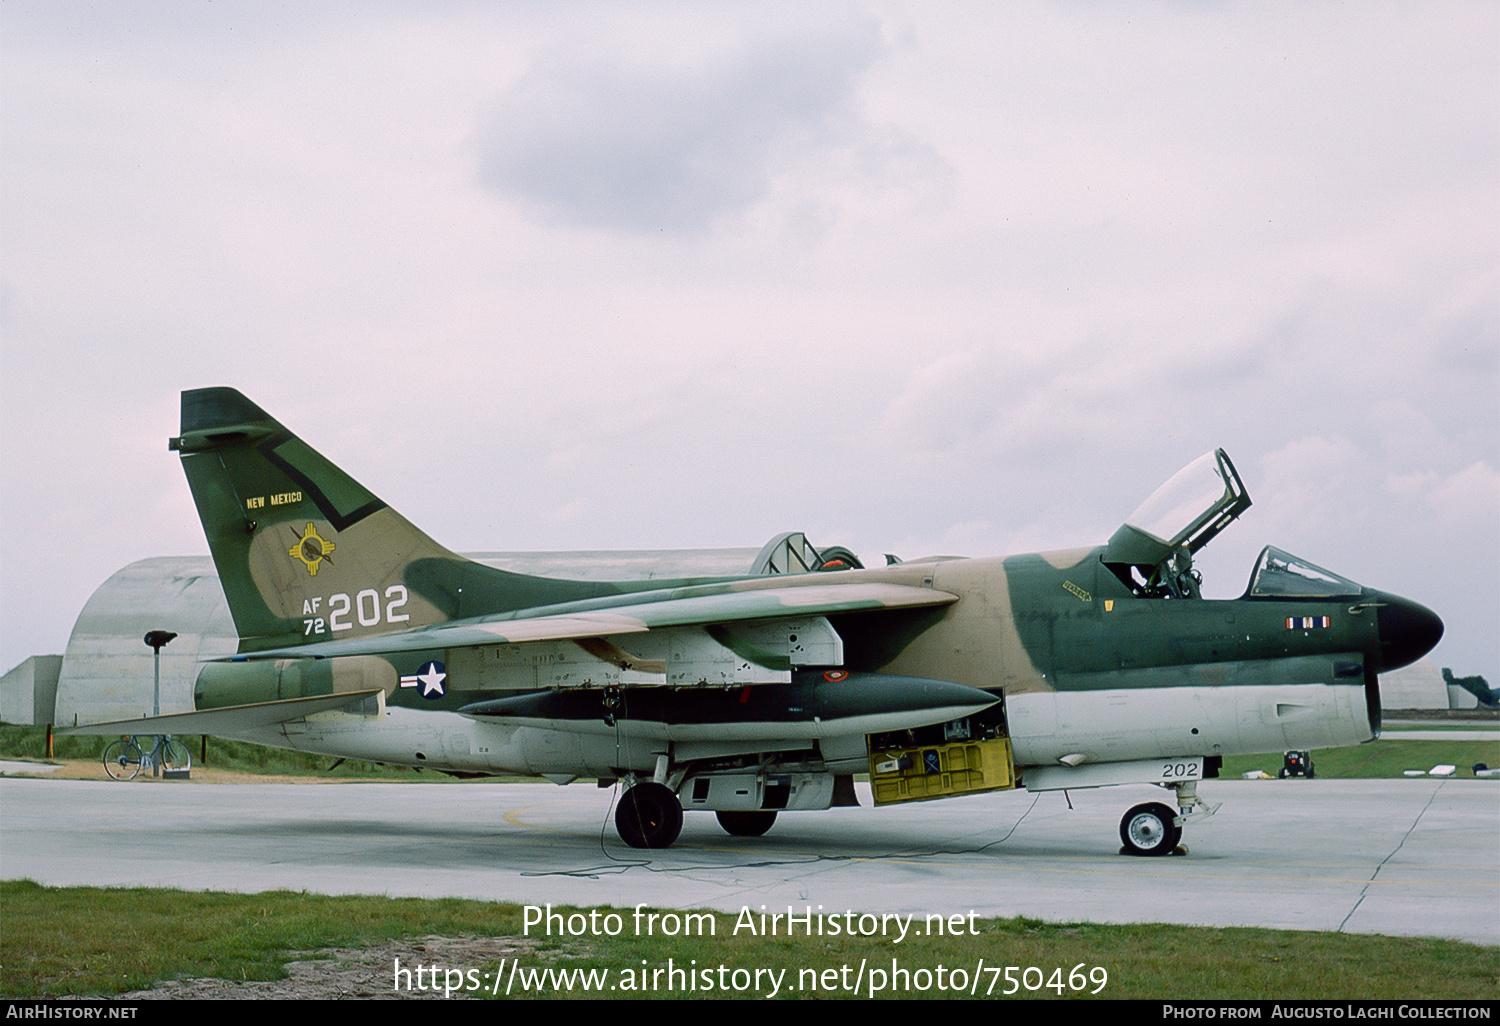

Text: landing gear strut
xmin=616 ymin=781 xmax=683 ymax=848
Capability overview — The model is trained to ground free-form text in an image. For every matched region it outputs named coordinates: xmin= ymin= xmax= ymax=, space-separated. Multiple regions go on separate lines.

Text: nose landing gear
xmin=1119 ymin=781 xmax=1219 ymax=857
xmin=1120 ymin=802 xmax=1181 ymax=856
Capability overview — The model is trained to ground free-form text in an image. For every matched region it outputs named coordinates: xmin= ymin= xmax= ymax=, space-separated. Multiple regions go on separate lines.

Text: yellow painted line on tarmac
xmin=502 ymin=800 xmax=606 ymax=836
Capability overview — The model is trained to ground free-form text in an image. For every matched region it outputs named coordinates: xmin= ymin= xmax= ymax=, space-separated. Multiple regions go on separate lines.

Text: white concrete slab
xmin=0 ymin=760 xmax=60 ymax=775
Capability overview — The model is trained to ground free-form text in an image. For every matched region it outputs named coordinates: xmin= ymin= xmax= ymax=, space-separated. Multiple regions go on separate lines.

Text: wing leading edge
xmin=211 ymin=581 xmax=958 ymax=662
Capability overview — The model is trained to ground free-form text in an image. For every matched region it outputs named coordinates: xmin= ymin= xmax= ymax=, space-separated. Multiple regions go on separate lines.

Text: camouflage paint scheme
xmin=76 ymin=388 xmax=1443 ymax=854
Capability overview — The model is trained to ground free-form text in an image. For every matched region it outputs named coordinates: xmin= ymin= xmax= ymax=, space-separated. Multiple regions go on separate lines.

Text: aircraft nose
xmin=1371 ymin=592 xmax=1443 ymax=673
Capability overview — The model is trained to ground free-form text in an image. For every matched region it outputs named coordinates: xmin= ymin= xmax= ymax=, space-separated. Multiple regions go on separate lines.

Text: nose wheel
xmin=616 ymin=781 xmax=684 ymax=849
xmin=1119 ymin=802 xmax=1182 ymax=856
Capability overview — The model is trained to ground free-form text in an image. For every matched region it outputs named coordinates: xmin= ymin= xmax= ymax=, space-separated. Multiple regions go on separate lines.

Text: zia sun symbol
xmin=288 ymin=524 xmax=335 ymax=576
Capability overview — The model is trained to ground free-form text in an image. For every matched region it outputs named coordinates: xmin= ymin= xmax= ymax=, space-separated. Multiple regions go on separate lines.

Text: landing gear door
xmin=1102 ymin=449 xmax=1251 ymax=597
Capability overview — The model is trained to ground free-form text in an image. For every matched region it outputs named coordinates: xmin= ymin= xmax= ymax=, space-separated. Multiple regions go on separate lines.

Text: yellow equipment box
xmin=868 ymin=736 xmax=1016 ymax=806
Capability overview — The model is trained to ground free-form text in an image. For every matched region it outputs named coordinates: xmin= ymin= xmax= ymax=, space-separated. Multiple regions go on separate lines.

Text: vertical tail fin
xmin=172 ymin=388 xmax=665 ymax=653
xmin=170 ymin=388 xmax=468 ymax=651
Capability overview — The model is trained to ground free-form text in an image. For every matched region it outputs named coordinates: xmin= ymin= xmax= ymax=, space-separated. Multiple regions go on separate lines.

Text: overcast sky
xmin=3 ymin=2 xmax=1496 ymax=686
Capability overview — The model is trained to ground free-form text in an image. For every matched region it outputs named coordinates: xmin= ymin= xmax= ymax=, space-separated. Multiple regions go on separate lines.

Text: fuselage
xmin=206 ymin=541 xmax=1439 ymax=781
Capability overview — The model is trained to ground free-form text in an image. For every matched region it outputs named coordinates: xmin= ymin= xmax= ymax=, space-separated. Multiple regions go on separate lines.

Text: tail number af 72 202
xmin=303 ymin=585 xmax=410 ymax=635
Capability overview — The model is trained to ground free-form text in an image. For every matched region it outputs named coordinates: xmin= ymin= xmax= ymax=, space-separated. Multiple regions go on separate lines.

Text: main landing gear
xmin=615 ymin=781 xmax=683 ymax=849
xmin=613 ymin=782 xmax=781 ymax=847
xmin=716 ymin=810 xmax=777 ymax=836
xmin=1118 ymin=781 xmax=1219 ymax=857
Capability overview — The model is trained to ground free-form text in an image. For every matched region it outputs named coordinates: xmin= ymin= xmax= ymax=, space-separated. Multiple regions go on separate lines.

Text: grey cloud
xmin=475 ymin=23 xmax=884 ymax=233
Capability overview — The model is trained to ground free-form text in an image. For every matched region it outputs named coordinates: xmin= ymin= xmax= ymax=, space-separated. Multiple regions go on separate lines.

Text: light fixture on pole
xmin=143 ymin=630 xmax=177 ymax=719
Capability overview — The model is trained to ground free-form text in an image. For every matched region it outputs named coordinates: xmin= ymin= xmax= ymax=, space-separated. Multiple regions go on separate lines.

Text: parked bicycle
xmin=102 ymin=735 xmax=192 ymax=780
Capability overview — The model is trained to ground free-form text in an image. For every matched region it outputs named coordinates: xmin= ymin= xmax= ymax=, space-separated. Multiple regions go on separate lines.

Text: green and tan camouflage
xmin=73 ymin=387 xmax=1442 ymax=854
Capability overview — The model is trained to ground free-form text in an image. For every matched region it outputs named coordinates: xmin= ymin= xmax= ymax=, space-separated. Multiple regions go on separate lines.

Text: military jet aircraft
xmin=69 ymin=387 xmax=1443 ymax=856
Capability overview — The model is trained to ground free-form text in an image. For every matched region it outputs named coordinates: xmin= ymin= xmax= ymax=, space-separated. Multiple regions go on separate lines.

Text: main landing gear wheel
xmin=716 ymin=810 xmax=777 ymax=837
xmin=616 ymin=782 xmax=683 ymax=849
xmin=1119 ymin=802 xmax=1182 ymax=857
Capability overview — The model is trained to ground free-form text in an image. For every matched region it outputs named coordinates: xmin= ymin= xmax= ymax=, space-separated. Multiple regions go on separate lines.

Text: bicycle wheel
xmin=158 ymin=737 xmax=192 ymax=773
xmin=103 ymin=739 xmax=143 ymax=781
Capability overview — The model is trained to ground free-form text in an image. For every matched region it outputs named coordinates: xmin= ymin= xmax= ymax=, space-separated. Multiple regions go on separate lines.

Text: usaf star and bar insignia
xmin=400 ymin=661 xmax=447 ymax=699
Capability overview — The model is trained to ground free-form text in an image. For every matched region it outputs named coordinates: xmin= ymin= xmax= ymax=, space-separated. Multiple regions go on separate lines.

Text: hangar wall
xmin=1 ymin=655 xmax=62 ymax=726
xmin=1376 ymin=659 xmax=1448 ymax=710
xmin=53 ymin=557 xmax=237 ymax=728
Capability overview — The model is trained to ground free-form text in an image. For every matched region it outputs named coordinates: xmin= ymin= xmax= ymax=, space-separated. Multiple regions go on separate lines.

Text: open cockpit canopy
xmin=1124 ymin=449 xmax=1249 ymax=553
xmin=1103 ymin=449 xmax=1251 ymax=598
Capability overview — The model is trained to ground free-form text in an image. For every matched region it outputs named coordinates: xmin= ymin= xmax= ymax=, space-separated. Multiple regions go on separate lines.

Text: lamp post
xmin=143 ymin=630 xmax=177 ymax=776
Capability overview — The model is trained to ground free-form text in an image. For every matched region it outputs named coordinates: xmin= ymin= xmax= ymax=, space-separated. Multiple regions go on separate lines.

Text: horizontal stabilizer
xmin=214 ymin=582 xmax=958 ymax=661
xmin=62 ymin=690 xmax=383 ymax=736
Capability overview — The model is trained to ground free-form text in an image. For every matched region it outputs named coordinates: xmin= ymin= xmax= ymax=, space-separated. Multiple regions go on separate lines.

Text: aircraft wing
xmin=219 ymin=582 xmax=957 ymax=661
xmin=62 ymin=690 xmax=384 ymax=735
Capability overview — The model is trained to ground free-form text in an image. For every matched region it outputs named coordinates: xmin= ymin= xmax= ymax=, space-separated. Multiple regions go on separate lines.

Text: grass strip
xmin=0 ymin=724 xmax=485 ymax=780
xmin=2 ymin=881 xmax=1494 ymax=999
xmin=1222 ymin=739 xmax=1498 ymax=780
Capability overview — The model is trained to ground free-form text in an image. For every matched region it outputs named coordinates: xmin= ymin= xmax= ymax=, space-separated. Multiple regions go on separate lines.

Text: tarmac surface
xmin=2 ymin=777 xmax=1495 ymax=946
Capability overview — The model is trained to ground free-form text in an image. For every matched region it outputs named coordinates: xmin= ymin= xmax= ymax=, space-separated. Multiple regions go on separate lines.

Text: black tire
xmin=616 ymin=782 xmax=683 ymax=849
xmin=103 ymin=739 xmax=143 ymax=781
xmin=716 ymin=810 xmax=777 ymax=837
xmin=1278 ymin=768 xmax=1288 ymax=778
xmin=1119 ymin=802 xmax=1182 ymax=857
